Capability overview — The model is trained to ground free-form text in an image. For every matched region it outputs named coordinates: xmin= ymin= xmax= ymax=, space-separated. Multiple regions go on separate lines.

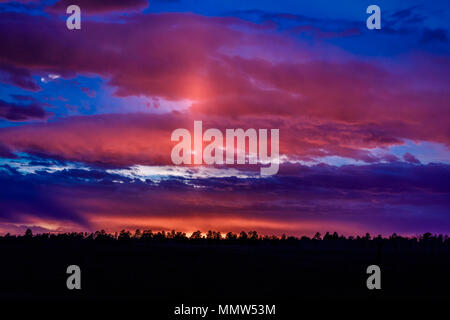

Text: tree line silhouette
xmin=1 ymin=229 xmax=448 ymax=252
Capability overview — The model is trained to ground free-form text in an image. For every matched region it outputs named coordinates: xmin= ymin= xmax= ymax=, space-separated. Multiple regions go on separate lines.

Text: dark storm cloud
xmin=0 ymin=63 xmax=40 ymax=91
xmin=0 ymin=99 xmax=49 ymax=121
xmin=0 ymin=165 xmax=89 ymax=226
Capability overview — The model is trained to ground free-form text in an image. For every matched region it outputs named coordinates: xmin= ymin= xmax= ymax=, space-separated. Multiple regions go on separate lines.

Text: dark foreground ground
xmin=0 ymin=233 xmax=448 ymax=317
xmin=0 ymin=234 xmax=449 ymax=299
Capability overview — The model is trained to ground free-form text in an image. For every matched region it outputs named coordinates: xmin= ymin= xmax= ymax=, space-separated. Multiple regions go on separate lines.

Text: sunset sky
xmin=0 ymin=0 xmax=449 ymax=236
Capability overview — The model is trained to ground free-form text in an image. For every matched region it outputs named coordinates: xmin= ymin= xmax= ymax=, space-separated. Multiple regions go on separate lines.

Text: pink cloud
xmin=0 ymin=11 xmax=448 ymax=163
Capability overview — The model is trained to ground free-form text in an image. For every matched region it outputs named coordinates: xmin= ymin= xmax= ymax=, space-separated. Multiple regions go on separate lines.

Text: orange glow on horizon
xmin=87 ymin=215 xmax=363 ymax=237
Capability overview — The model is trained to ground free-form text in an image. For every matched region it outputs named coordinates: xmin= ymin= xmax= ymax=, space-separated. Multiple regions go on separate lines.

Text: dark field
xmin=0 ymin=232 xmax=448 ymax=304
